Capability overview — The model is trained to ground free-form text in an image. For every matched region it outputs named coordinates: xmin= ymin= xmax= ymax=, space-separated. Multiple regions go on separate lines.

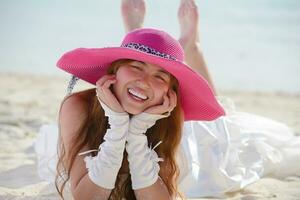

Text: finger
xmin=96 ymin=78 xmax=113 ymax=101
xmin=97 ymin=81 xmax=116 ymax=103
xmin=101 ymin=79 xmax=116 ymax=99
xmin=96 ymin=75 xmax=109 ymax=86
xmin=161 ymin=93 xmax=171 ymax=111
xmin=169 ymin=90 xmax=177 ymax=110
xmin=150 ymin=94 xmax=169 ymax=114
xmin=102 ymin=78 xmax=116 ymax=89
xmin=96 ymin=75 xmax=115 ymax=87
xmin=163 ymin=92 xmax=174 ymax=115
xmin=96 ymin=77 xmax=116 ymax=97
xmin=99 ymin=75 xmax=115 ymax=87
xmin=165 ymin=90 xmax=175 ymax=114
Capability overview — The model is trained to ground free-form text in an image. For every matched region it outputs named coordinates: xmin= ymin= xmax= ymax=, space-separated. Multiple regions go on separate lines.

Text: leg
xmin=121 ymin=0 xmax=146 ymax=33
xmin=178 ymin=0 xmax=217 ymax=94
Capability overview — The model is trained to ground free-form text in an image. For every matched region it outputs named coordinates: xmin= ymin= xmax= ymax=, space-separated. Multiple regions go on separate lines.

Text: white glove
xmin=82 ymin=100 xmax=129 ymax=189
xmin=126 ymin=112 xmax=169 ymax=189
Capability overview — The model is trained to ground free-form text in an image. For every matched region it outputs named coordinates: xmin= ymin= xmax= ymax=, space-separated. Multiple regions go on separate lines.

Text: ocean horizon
xmin=1 ymin=0 xmax=300 ymax=94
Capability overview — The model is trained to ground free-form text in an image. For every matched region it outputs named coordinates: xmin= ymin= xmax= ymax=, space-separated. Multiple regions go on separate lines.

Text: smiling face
xmin=111 ymin=60 xmax=172 ymax=115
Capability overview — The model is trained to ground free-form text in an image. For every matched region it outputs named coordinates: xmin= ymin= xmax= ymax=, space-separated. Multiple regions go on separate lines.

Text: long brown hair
xmin=55 ymin=59 xmax=186 ymax=199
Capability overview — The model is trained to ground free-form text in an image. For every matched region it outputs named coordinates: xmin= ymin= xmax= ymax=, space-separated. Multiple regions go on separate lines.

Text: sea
xmin=0 ymin=0 xmax=299 ymax=93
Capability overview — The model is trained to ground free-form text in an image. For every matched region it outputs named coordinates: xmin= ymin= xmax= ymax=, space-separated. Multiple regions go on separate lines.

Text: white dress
xmin=34 ymin=78 xmax=300 ymax=198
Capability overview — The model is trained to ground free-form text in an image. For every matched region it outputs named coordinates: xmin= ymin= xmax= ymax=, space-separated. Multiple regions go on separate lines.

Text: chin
xmin=124 ymin=106 xmax=144 ymax=115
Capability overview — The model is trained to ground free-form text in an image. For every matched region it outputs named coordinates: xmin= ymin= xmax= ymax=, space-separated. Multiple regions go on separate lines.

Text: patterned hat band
xmin=121 ymin=42 xmax=177 ymax=61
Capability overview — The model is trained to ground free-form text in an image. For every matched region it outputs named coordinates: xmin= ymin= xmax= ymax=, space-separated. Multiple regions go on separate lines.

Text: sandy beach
xmin=0 ymin=72 xmax=299 ymax=200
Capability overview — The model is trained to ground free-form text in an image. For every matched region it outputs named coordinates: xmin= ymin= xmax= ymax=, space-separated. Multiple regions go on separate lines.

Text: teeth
xmin=128 ymin=88 xmax=148 ymax=100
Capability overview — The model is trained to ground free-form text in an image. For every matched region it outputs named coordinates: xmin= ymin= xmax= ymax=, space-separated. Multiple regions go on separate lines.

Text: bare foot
xmin=121 ymin=0 xmax=146 ymax=33
xmin=178 ymin=0 xmax=200 ymax=49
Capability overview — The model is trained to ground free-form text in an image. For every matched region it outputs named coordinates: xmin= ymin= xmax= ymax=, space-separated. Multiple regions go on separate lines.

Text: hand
xmin=143 ymin=89 xmax=177 ymax=116
xmin=95 ymin=75 xmax=125 ymax=113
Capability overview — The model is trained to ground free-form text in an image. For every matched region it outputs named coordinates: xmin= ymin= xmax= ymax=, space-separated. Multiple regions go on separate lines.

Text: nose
xmin=136 ymin=74 xmax=151 ymax=89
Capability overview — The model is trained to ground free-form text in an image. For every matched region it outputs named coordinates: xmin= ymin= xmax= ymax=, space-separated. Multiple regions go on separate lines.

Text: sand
xmin=0 ymin=72 xmax=299 ymax=200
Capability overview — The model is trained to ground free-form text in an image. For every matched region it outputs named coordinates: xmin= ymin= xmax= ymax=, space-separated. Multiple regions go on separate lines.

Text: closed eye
xmin=130 ymin=65 xmax=143 ymax=71
xmin=155 ymin=75 xmax=167 ymax=82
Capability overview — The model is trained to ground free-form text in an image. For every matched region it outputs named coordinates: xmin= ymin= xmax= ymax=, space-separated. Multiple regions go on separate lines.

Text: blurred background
xmin=0 ymin=0 xmax=299 ymax=93
xmin=0 ymin=2 xmax=300 ymax=198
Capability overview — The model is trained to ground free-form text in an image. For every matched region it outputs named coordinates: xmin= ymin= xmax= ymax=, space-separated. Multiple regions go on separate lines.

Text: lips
xmin=127 ymin=88 xmax=149 ymax=102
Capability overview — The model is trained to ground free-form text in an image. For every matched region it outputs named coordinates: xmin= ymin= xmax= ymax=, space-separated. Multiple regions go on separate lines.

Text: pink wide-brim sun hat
xmin=57 ymin=28 xmax=225 ymax=121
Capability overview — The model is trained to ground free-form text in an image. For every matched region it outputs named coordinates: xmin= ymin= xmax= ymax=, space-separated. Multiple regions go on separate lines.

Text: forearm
xmin=72 ymin=173 xmax=112 ymax=200
xmin=134 ymin=177 xmax=172 ymax=200
xmin=126 ymin=113 xmax=171 ymax=199
xmin=81 ymin=100 xmax=129 ymax=192
xmin=128 ymin=148 xmax=172 ymax=200
xmin=73 ymin=139 xmax=125 ymax=200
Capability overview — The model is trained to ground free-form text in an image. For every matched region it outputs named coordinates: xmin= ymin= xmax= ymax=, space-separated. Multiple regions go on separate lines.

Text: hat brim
xmin=57 ymin=47 xmax=225 ymax=121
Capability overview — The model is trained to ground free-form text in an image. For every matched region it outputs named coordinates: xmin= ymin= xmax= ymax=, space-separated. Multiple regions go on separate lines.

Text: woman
xmin=35 ymin=0 xmax=300 ymax=199
xmin=55 ymin=26 xmax=224 ymax=199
